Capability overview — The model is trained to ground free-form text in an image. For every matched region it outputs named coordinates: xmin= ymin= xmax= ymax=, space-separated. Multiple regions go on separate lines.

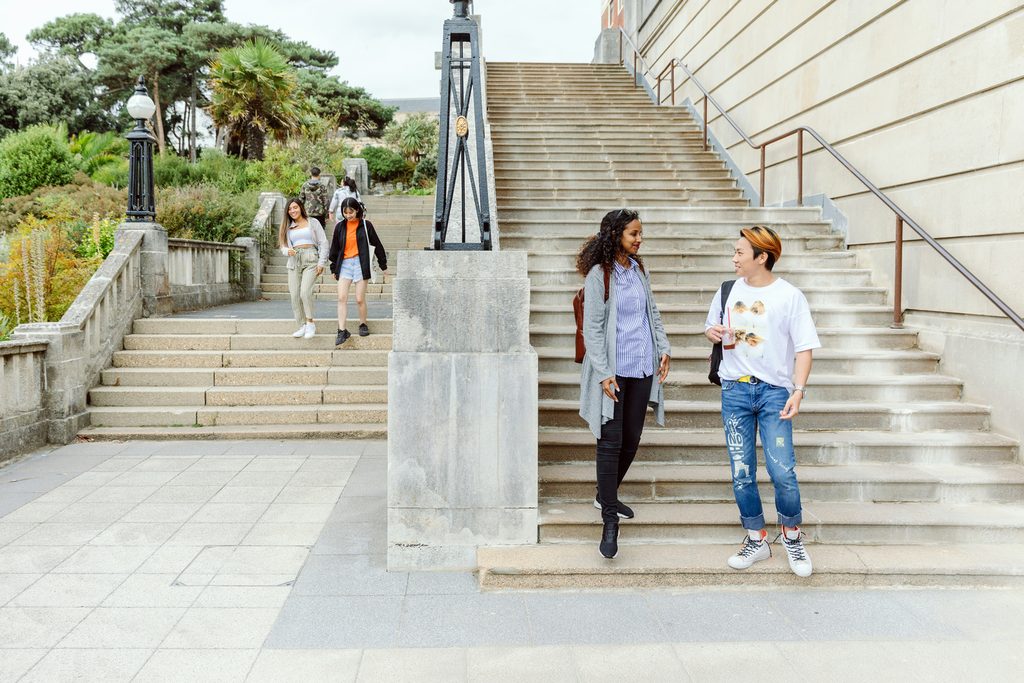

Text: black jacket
xmin=328 ymin=218 xmax=388 ymax=280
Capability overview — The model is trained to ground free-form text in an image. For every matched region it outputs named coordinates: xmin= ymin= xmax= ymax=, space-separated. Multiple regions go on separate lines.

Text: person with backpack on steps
xmin=704 ymin=225 xmax=820 ymax=578
xmin=576 ymin=209 xmax=671 ymax=560
xmin=299 ymin=167 xmax=330 ymax=229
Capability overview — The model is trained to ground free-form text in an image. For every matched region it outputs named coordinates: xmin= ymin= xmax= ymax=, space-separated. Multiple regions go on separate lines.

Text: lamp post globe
xmin=125 ymin=75 xmax=157 ymax=222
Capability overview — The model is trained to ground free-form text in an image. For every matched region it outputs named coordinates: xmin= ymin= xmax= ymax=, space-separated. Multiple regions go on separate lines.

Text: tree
xmin=384 ymin=114 xmax=439 ymax=164
xmin=208 ymin=39 xmax=301 ymax=160
xmin=95 ymin=26 xmax=181 ymax=155
xmin=0 ymin=55 xmax=115 ymax=137
xmin=0 ymin=33 xmax=15 ymax=68
xmin=26 ymin=14 xmax=115 ymax=70
xmin=295 ymin=68 xmax=396 ymax=137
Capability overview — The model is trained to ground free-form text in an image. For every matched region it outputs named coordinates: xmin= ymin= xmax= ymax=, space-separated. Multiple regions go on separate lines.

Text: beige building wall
xmin=623 ymin=0 xmax=1024 ymax=440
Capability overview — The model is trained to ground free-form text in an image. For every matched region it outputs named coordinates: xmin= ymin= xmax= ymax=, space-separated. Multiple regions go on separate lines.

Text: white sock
xmin=748 ymin=529 xmax=765 ymax=542
xmin=784 ymin=526 xmax=801 ymax=541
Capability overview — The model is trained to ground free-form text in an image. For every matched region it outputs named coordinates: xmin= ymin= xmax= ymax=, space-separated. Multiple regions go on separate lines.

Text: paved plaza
xmin=0 ymin=440 xmax=1021 ymax=681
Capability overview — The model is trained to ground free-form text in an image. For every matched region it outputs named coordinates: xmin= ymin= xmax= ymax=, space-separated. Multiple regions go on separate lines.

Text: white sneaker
xmin=727 ymin=530 xmax=771 ymax=570
xmin=292 ymin=325 xmax=306 ymax=338
xmin=779 ymin=528 xmax=813 ymax=577
xmin=302 ymin=322 xmax=316 ymax=339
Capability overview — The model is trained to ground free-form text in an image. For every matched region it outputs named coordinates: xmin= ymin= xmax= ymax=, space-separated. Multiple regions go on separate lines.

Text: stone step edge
xmin=536 ymin=372 xmax=959 ymax=387
xmin=75 ymin=424 xmax=388 ymax=441
xmin=476 ymin=543 xmax=1024 ymax=589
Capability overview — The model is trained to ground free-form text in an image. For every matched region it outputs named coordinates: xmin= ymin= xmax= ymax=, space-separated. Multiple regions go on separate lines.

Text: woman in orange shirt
xmin=327 ymin=197 xmax=388 ymax=346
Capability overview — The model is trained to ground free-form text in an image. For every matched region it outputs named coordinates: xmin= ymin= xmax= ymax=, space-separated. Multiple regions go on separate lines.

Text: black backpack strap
xmin=719 ymin=279 xmax=736 ymax=322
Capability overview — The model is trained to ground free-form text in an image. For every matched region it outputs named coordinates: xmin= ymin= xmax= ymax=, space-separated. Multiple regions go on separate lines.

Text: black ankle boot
xmin=599 ymin=519 xmax=619 ymax=559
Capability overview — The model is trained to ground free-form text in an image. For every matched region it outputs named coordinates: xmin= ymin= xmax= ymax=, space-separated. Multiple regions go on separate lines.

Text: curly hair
xmin=576 ymin=208 xmax=643 ymax=277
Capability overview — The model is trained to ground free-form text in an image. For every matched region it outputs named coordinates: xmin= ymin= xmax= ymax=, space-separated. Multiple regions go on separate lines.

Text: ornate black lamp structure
xmin=433 ymin=0 xmax=492 ymax=250
xmin=125 ymin=76 xmax=157 ymax=222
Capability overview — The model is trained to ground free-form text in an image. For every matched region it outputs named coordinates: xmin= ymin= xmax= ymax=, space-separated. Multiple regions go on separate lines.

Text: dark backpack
xmin=573 ymin=268 xmax=610 ymax=364
xmin=708 ymin=279 xmax=736 ymax=385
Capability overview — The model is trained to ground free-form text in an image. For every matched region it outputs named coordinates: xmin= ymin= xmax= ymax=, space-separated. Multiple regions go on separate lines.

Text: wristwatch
xmin=793 ymin=385 xmax=807 ymax=396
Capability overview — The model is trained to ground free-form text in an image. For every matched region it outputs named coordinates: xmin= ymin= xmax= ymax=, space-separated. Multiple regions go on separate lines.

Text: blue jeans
xmin=721 ymin=379 xmax=802 ymax=530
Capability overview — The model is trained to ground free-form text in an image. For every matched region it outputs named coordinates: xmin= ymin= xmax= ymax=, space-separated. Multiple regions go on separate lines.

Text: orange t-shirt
xmin=343 ymin=219 xmax=359 ymax=259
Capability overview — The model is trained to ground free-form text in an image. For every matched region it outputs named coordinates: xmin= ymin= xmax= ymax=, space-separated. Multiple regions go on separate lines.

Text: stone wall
xmin=167 ymin=238 xmax=257 ymax=311
xmin=0 ymin=340 xmax=48 ymax=461
xmin=617 ymin=0 xmax=1024 ymax=441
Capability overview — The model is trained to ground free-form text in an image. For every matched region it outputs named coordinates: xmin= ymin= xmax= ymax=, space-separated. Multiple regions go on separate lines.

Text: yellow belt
xmin=737 ymin=376 xmax=753 ymax=383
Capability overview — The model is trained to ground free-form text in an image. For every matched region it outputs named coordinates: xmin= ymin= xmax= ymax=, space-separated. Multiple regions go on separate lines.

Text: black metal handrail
xmin=616 ymin=28 xmax=1024 ymax=333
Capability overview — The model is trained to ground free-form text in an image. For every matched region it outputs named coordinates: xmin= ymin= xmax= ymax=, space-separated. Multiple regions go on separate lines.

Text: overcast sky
xmin=0 ymin=0 xmax=602 ymax=99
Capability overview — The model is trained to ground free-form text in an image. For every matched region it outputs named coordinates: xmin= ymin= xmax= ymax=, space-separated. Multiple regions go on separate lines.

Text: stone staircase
xmin=77 ymin=195 xmax=434 ymax=440
xmin=477 ymin=62 xmax=1024 ymax=587
xmin=260 ymin=195 xmax=434 ymax=302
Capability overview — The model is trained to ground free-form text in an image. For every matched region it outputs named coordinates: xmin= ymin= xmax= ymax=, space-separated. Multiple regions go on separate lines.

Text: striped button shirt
xmin=614 ymin=259 xmax=655 ymax=378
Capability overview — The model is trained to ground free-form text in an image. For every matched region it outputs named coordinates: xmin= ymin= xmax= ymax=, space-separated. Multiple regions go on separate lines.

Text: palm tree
xmin=384 ymin=114 xmax=440 ymax=164
xmin=208 ymin=39 xmax=300 ymax=161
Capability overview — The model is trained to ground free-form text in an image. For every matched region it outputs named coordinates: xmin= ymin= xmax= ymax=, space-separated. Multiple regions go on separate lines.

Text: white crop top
xmin=288 ymin=224 xmax=314 ymax=247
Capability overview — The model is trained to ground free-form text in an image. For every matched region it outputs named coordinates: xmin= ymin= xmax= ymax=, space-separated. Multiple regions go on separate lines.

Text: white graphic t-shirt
xmin=704 ymin=277 xmax=821 ymax=390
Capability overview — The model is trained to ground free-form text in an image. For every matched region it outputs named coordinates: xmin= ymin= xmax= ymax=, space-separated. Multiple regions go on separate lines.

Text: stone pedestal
xmin=593 ymin=28 xmax=621 ymax=64
xmin=387 ymin=251 xmax=538 ymax=570
xmin=116 ymin=221 xmax=172 ymax=317
xmin=343 ymin=158 xmax=370 ymax=194
xmin=233 ymin=237 xmax=261 ymax=300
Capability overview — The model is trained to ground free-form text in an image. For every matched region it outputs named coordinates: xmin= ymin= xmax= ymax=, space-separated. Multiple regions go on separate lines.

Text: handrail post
xmin=759 ymin=146 xmax=766 ymax=207
xmin=633 ymin=52 xmax=638 ymax=88
xmin=797 ymin=130 xmax=804 ymax=207
xmin=893 ymin=216 xmax=905 ymax=328
xmin=657 ymin=73 xmax=661 ymax=104
xmin=702 ymin=97 xmax=708 ymax=151
xmin=670 ymin=59 xmax=676 ymax=106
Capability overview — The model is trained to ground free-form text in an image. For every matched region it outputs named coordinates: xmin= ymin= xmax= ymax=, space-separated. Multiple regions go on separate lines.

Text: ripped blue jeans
xmin=721 ymin=379 xmax=802 ymax=530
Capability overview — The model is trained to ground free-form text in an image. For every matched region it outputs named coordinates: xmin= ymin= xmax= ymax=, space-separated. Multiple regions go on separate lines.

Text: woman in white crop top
xmin=278 ymin=197 xmax=329 ymax=339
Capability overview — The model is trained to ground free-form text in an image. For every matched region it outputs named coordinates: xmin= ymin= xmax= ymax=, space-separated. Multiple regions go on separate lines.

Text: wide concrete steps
xmin=528 ymin=267 xmax=872 ymax=287
xmin=78 ymin=423 xmax=387 ymax=441
xmin=477 ymin=543 xmax=1024 ymax=589
xmin=505 ymin=234 xmax=840 ymax=252
xmin=87 ymin=403 xmax=386 ymax=428
xmin=537 ymin=371 xmax=962 ymax=402
xmin=538 ymin=501 xmax=1024 ymax=544
xmin=529 ymin=283 xmax=886 ymax=306
xmin=539 ymin=462 xmax=1024 ymax=504
xmin=538 ymin=398 xmax=990 ymax=431
xmin=102 ymin=366 xmax=387 ymax=387
xmin=537 ymin=428 xmax=1019 ymax=466
xmin=112 ymin=349 xmax=389 ymax=369
xmin=89 ymin=384 xmax=387 ymax=407
xmin=531 ymin=326 xmax=916 ymax=350
xmin=122 ymin=333 xmax=392 ymax=352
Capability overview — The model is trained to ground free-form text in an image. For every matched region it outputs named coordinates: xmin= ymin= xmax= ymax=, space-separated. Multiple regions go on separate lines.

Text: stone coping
xmin=0 ymin=339 xmax=48 ymax=357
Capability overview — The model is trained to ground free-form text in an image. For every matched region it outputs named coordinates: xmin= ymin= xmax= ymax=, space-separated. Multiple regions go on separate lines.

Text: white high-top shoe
xmin=292 ymin=325 xmax=307 ymax=338
xmin=727 ymin=530 xmax=771 ymax=570
xmin=779 ymin=527 xmax=813 ymax=577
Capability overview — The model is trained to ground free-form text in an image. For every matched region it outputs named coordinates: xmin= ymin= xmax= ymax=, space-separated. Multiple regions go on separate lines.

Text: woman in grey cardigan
xmin=279 ymin=198 xmax=329 ymax=339
xmin=578 ymin=209 xmax=671 ymax=559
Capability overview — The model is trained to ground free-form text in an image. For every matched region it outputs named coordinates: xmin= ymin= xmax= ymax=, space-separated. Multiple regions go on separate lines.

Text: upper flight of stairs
xmin=76 ymin=195 xmax=435 ymax=441
xmin=260 ymin=195 xmax=434 ymax=302
xmin=478 ymin=62 xmax=1024 ymax=588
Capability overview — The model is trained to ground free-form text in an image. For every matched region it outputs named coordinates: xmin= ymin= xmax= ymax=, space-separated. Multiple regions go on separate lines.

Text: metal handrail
xmin=615 ymin=29 xmax=1023 ymax=333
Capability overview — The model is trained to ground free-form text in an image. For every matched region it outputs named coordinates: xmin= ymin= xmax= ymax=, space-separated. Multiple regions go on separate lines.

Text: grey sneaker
xmin=727 ymin=532 xmax=771 ymax=570
xmin=335 ymin=329 xmax=351 ymax=346
xmin=358 ymin=323 xmax=370 ymax=337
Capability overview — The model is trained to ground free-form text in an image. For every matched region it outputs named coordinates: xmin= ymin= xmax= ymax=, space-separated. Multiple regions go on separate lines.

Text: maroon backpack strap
xmin=603 ymin=267 xmax=610 ymax=301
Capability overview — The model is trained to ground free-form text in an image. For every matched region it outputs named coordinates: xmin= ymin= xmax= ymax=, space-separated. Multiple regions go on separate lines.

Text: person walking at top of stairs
xmin=299 ymin=166 xmax=330 ymax=229
xmin=578 ymin=209 xmax=672 ymax=559
xmin=704 ymin=225 xmax=819 ymax=578
xmin=329 ymin=177 xmax=362 ymax=225
xmin=280 ymin=198 xmax=328 ymax=340
xmin=328 ymin=198 xmax=388 ymax=347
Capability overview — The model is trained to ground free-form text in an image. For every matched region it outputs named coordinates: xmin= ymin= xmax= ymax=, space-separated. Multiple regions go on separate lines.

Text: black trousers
xmin=596 ymin=374 xmax=653 ymax=522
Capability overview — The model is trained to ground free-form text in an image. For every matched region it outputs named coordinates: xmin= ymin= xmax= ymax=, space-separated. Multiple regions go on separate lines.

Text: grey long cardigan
xmin=579 ymin=263 xmax=672 ymax=438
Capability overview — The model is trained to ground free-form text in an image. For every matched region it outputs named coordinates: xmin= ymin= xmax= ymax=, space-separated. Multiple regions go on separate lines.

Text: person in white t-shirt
xmin=704 ymin=225 xmax=821 ymax=578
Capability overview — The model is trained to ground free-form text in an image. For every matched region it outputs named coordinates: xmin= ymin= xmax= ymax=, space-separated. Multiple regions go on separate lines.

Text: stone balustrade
xmin=167 ymin=237 xmax=258 ymax=310
xmin=0 ymin=339 xmax=49 ymax=460
xmin=11 ymin=229 xmax=145 ymax=444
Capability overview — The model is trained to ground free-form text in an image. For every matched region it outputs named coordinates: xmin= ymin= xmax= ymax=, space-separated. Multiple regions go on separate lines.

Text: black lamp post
xmin=125 ymin=75 xmax=157 ymax=222
xmin=451 ymin=0 xmax=471 ymax=17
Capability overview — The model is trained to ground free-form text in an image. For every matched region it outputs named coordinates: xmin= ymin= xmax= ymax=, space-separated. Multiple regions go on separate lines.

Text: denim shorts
xmin=338 ymin=256 xmax=363 ymax=283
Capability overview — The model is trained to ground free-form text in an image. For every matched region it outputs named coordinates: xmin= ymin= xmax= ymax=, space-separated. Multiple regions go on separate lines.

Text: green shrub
xmin=0 ymin=125 xmax=76 ymax=199
xmin=360 ymin=145 xmax=411 ymax=185
xmin=90 ymin=159 xmax=129 ymax=188
xmin=156 ymin=184 xmax=256 ymax=243
xmin=412 ymin=152 xmax=437 ymax=189
xmin=0 ymin=173 xmax=125 ymax=235
xmin=0 ymin=311 xmax=14 ymax=341
xmin=69 ymin=132 xmax=128 ymax=176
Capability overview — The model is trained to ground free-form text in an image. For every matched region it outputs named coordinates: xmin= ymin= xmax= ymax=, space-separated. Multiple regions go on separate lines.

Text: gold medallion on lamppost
xmin=455 ymin=116 xmax=469 ymax=138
